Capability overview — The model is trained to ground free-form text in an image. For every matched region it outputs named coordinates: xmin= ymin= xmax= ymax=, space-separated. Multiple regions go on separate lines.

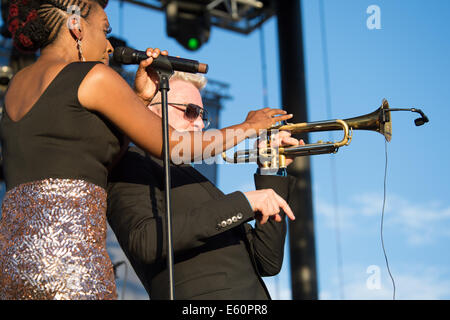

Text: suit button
xmin=221 ymin=221 xmax=227 ymax=228
xmin=232 ymin=216 xmax=238 ymax=223
xmin=237 ymin=213 xmax=243 ymax=220
xmin=226 ymin=218 xmax=232 ymax=225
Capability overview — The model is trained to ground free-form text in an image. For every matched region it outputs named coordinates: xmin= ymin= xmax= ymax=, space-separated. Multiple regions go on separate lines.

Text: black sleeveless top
xmin=0 ymin=61 xmax=122 ymax=191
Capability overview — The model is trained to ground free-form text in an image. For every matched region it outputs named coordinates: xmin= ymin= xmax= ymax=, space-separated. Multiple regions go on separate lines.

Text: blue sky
xmin=102 ymin=0 xmax=450 ymax=299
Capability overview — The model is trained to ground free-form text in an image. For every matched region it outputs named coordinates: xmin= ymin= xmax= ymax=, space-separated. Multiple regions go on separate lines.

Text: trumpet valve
xmin=258 ymin=147 xmax=280 ymax=169
xmin=279 ymin=154 xmax=287 ymax=169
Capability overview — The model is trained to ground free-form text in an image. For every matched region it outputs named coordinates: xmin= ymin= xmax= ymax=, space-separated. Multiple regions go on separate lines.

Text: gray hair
xmin=149 ymin=71 xmax=207 ymax=107
xmin=170 ymin=71 xmax=207 ymax=91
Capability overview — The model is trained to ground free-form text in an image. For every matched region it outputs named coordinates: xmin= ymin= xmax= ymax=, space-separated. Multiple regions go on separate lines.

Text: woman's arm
xmin=78 ymin=63 xmax=292 ymax=161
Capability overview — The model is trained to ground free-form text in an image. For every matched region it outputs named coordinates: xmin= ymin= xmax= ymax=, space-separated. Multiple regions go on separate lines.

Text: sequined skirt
xmin=0 ymin=178 xmax=117 ymax=300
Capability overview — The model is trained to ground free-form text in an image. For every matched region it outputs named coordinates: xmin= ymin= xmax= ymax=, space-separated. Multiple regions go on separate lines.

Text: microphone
xmin=113 ymin=46 xmax=208 ymax=74
xmin=388 ymin=108 xmax=430 ymax=127
xmin=412 ymin=109 xmax=429 ymax=126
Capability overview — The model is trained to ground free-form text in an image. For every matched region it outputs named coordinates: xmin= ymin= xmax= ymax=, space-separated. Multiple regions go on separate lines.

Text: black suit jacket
xmin=107 ymin=146 xmax=292 ymax=300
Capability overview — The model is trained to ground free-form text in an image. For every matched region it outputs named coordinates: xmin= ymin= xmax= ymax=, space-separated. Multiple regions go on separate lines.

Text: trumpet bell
xmin=343 ymin=98 xmax=392 ymax=142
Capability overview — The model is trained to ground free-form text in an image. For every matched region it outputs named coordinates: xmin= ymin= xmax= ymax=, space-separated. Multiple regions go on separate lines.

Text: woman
xmin=0 ymin=0 xmax=292 ymax=300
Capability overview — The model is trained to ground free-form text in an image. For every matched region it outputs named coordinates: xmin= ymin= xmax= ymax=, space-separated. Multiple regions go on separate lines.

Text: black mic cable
xmin=379 ymin=106 xmax=429 ymax=300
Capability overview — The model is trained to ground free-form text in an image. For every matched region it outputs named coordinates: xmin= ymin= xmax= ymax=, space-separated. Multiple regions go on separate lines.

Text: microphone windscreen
xmin=414 ymin=118 xmax=425 ymax=126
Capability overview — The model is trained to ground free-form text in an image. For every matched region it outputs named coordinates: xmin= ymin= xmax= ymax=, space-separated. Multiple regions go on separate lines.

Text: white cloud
xmin=315 ymin=192 xmax=450 ymax=245
xmin=386 ymin=197 xmax=450 ymax=245
xmin=262 ymin=263 xmax=450 ymax=300
xmin=320 ymin=264 xmax=450 ymax=300
xmin=346 ymin=271 xmax=450 ymax=300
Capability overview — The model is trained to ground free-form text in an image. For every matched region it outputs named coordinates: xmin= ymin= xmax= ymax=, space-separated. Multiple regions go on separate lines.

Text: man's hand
xmin=257 ymin=131 xmax=305 ymax=167
xmin=244 ymin=189 xmax=295 ymax=224
xmin=134 ymin=47 xmax=169 ymax=105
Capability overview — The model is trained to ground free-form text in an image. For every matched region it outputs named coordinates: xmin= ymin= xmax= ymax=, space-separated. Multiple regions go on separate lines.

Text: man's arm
xmin=245 ymin=173 xmax=292 ymax=276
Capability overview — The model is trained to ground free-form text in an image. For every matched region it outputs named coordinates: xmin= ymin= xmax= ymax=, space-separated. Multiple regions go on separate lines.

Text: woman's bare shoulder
xmin=83 ymin=62 xmax=122 ymax=79
xmin=78 ymin=63 xmax=134 ymax=112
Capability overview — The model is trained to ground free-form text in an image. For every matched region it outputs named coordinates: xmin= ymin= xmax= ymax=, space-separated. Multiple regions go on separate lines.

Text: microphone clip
xmin=386 ymin=107 xmax=430 ymax=127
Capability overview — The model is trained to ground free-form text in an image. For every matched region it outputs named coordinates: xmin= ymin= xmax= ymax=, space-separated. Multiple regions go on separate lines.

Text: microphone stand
xmin=114 ymin=49 xmax=209 ymax=299
xmin=154 ymin=61 xmax=175 ymax=300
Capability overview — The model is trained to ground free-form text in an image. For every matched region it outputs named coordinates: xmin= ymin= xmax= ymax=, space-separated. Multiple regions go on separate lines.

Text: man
xmin=106 ymin=71 xmax=301 ymax=299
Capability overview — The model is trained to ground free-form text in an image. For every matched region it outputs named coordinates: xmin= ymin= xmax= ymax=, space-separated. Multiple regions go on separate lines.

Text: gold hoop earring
xmin=76 ymin=39 xmax=86 ymax=62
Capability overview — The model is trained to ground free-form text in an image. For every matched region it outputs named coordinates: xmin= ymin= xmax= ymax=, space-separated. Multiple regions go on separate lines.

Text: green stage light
xmin=187 ymin=38 xmax=200 ymax=51
xmin=165 ymin=1 xmax=210 ymax=51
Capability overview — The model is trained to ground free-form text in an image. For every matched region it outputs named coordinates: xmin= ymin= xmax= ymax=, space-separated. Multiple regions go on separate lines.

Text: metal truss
xmin=118 ymin=0 xmax=275 ymax=34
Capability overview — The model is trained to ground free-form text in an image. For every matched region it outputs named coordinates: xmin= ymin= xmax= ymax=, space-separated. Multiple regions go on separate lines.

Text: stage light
xmin=165 ymin=1 xmax=211 ymax=51
xmin=187 ymin=37 xmax=200 ymax=50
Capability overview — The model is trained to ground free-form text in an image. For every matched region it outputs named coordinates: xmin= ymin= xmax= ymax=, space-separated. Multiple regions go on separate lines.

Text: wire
xmin=259 ymin=19 xmax=269 ymax=108
xmin=121 ymin=262 xmax=128 ymax=300
xmin=113 ymin=261 xmax=129 ymax=299
xmin=319 ymin=0 xmax=345 ymax=300
xmin=258 ymin=18 xmax=282 ymax=299
xmin=381 ymin=139 xmax=396 ymax=299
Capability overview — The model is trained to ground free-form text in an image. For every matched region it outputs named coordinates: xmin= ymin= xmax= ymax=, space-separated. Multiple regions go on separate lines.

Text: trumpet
xmin=222 ymin=99 xmax=393 ymax=169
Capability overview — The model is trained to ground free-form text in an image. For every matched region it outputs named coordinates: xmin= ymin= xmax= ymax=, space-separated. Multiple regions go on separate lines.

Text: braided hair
xmin=7 ymin=0 xmax=108 ymax=53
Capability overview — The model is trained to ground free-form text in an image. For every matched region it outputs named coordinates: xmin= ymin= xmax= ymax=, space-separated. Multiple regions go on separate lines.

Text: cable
xmin=121 ymin=262 xmax=128 ymax=300
xmin=319 ymin=0 xmax=345 ymax=300
xmin=381 ymin=140 xmax=396 ymax=299
xmin=259 ymin=18 xmax=269 ymax=108
xmin=259 ymin=18 xmax=282 ymax=299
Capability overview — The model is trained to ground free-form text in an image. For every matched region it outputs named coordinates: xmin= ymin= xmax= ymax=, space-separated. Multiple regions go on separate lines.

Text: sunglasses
xmin=149 ymin=102 xmax=210 ymax=129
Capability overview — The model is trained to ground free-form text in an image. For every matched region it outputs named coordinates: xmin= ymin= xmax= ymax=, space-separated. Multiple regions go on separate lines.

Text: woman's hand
xmin=243 ymin=107 xmax=293 ymax=134
xmin=134 ymin=47 xmax=169 ymax=105
xmin=243 ymin=189 xmax=295 ymax=224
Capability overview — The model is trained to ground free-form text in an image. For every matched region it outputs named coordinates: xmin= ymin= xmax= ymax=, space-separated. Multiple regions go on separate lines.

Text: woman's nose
xmin=107 ymin=40 xmax=114 ymax=54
